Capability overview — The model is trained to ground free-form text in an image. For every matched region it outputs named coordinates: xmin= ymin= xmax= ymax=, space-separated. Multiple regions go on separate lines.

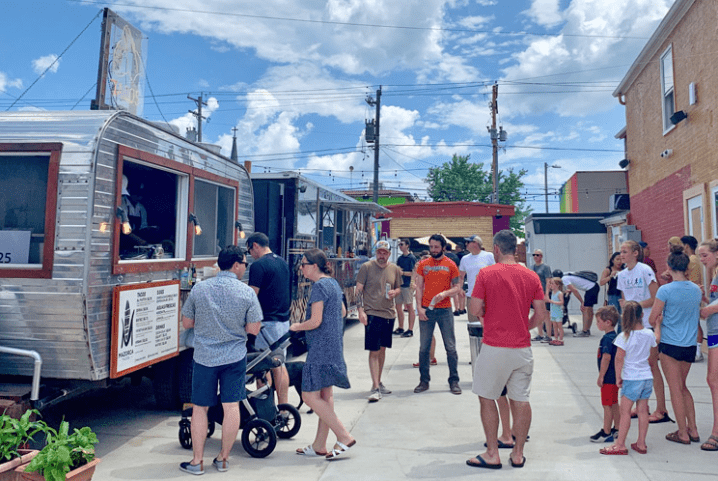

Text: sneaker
xmin=413 ymin=381 xmax=429 ymax=393
xmin=573 ymin=330 xmax=591 ymax=337
xmin=413 ymin=358 xmax=438 ymax=368
xmin=213 ymin=458 xmax=228 ymax=472
xmin=540 ymin=337 xmax=553 ymax=343
xmin=531 ymin=335 xmax=544 ymax=342
xmin=453 ymin=310 xmax=461 ymax=316
xmin=449 ymin=381 xmax=462 ymax=395
xmin=368 ymin=388 xmax=382 ymax=402
xmin=401 ymin=329 xmax=414 ymax=338
xmin=180 ymin=461 xmax=204 ymax=475
xmin=590 ymin=429 xmax=612 ymax=443
xmin=392 ymin=328 xmax=405 ymax=335
xmin=379 ymin=383 xmax=392 ymax=394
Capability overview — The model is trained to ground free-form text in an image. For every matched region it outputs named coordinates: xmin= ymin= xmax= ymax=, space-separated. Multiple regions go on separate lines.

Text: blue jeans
xmin=607 ymin=294 xmax=622 ymax=315
xmin=419 ymin=307 xmax=459 ymax=384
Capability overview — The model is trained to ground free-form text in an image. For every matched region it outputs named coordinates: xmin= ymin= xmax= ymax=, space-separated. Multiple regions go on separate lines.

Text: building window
xmin=660 ymin=46 xmax=675 ymax=133
xmin=192 ymin=179 xmax=236 ymax=257
xmin=0 ymin=144 xmax=60 ymax=278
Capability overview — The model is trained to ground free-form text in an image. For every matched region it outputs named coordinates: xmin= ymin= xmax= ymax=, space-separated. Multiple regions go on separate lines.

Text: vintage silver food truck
xmin=0 ymin=110 xmax=254 ymax=410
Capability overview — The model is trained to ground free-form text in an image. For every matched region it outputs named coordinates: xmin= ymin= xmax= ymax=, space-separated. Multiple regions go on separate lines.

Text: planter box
xmin=0 ymin=450 xmax=39 ymax=481
xmin=15 ymin=458 xmax=100 ymax=481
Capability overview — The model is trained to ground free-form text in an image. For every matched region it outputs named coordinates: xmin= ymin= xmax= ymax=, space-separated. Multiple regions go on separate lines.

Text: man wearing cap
xmin=459 ymin=235 xmax=495 ymax=324
xmin=356 ymin=240 xmax=403 ymax=402
xmin=530 ymin=249 xmax=553 ymax=342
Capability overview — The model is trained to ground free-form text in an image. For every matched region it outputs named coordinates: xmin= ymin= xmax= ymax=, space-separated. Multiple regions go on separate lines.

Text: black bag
xmin=569 ymin=270 xmax=598 ymax=283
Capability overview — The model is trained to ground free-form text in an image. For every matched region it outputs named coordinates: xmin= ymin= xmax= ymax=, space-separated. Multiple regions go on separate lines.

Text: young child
xmin=600 ymin=301 xmax=657 ymax=455
xmin=591 ymin=306 xmax=620 ymax=442
xmin=547 ymin=277 xmax=565 ymax=346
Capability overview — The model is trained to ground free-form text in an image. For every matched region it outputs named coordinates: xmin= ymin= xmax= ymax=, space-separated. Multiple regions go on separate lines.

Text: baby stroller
xmin=562 ymin=290 xmax=578 ymax=334
xmin=178 ymin=332 xmax=302 ymax=458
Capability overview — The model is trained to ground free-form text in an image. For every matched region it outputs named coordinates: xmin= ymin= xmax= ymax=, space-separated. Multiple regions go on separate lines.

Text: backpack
xmin=568 ymin=270 xmax=598 ymax=283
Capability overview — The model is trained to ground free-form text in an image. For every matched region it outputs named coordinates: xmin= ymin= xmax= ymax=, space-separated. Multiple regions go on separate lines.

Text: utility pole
xmin=544 ymin=162 xmax=561 ymax=213
xmin=365 ymin=87 xmax=382 ymax=204
xmin=188 ymin=93 xmax=208 ymax=142
xmin=489 ymin=83 xmax=499 ymax=204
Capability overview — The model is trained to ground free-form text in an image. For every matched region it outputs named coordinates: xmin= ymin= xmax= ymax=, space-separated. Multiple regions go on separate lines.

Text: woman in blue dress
xmin=290 ymin=248 xmax=356 ymax=459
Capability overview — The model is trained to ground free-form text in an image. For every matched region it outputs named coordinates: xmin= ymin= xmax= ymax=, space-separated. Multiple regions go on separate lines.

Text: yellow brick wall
xmin=391 ymin=217 xmax=494 ymax=250
xmin=624 ymin=0 xmax=718 ymax=200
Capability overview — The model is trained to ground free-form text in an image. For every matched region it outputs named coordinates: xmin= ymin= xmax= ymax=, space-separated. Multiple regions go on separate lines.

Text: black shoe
xmin=414 ymin=382 xmax=429 ymax=393
xmin=401 ymin=329 xmax=413 ymax=338
xmin=590 ymin=429 xmax=611 ymax=443
xmin=392 ymin=328 xmax=405 ymax=335
xmin=453 ymin=310 xmax=461 ymax=316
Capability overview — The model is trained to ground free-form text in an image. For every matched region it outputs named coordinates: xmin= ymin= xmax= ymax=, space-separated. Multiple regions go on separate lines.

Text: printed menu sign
xmin=111 ymin=280 xmax=180 ymax=378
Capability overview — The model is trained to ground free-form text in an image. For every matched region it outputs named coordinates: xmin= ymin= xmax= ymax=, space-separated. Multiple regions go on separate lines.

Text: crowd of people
xmin=177 ymin=229 xmax=718 ymax=474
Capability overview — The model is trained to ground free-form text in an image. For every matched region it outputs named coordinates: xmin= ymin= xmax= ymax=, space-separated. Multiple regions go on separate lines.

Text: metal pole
xmin=491 ymin=83 xmax=498 ymax=204
xmin=373 ymin=87 xmax=381 ymax=204
xmin=545 ymin=162 xmax=549 ymax=213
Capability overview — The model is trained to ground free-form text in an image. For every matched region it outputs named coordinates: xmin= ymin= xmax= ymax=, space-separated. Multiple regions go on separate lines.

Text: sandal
xmin=630 ymin=443 xmax=647 ymax=454
xmin=296 ymin=445 xmax=327 ymax=456
xmin=701 ymin=435 xmax=718 ymax=451
xmin=649 ymin=412 xmax=674 ymax=424
xmin=326 ymin=439 xmax=356 ymax=460
xmin=665 ymin=431 xmax=691 ymax=445
xmin=549 ymin=340 xmax=564 ymax=346
xmin=599 ymin=445 xmax=628 ymax=455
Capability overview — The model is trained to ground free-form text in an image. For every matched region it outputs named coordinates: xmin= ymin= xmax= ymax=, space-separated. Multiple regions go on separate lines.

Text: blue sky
xmin=1 ymin=0 xmax=675 ymax=214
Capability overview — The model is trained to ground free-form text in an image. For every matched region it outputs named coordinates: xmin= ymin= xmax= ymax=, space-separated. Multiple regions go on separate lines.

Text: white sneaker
xmin=368 ymin=388 xmax=382 ymax=402
xmin=379 ymin=383 xmax=392 ymax=394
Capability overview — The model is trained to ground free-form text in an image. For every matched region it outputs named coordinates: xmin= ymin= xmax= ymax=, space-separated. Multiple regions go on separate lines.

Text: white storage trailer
xmin=0 ymin=110 xmax=254 ymax=409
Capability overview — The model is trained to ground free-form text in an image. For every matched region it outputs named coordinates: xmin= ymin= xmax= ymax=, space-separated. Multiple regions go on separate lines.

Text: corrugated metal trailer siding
xmin=0 ymin=111 xmax=254 ymax=381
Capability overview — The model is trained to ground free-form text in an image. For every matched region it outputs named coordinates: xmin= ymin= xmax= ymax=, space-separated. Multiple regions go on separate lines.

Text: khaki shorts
xmin=472 ymin=343 xmax=533 ymax=402
xmin=395 ymin=287 xmax=414 ymax=306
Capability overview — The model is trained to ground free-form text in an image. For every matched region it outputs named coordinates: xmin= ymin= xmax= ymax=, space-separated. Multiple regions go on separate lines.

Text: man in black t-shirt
xmin=395 ymin=239 xmax=417 ymax=337
xmin=247 ymin=232 xmax=291 ymax=405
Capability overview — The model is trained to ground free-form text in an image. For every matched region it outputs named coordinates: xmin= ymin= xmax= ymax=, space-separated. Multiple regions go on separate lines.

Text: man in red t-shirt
xmin=413 ymin=234 xmax=462 ymax=395
xmin=466 ymin=230 xmax=547 ymax=470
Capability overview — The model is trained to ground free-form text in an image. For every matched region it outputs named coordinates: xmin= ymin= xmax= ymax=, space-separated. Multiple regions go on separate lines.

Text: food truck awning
xmin=318 ymin=200 xmax=390 ymax=214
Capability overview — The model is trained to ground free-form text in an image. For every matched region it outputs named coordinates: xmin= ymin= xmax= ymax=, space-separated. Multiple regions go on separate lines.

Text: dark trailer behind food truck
xmin=0 ymin=110 xmax=254 ymax=411
xmin=251 ymin=172 xmax=388 ymax=348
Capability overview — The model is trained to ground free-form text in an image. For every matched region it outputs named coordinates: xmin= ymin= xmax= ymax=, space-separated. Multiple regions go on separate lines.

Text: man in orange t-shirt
xmin=413 ymin=234 xmax=462 ymax=395
xmin=466 ymin=229 xmax=546 ymax=470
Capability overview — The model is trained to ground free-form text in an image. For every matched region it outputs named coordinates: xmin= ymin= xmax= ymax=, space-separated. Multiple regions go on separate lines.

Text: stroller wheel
xmin=207 ymin=421 xmax=215 ymax=438
xmin=571 ymin=322 xmax=578 ymax=333
xmin=179 ymin=421 xmax=192 ymax=449
xmin=241 ymin=418 xmax=277 ymax=458
xmin=275 ymin=403 xmax=302 ymax=439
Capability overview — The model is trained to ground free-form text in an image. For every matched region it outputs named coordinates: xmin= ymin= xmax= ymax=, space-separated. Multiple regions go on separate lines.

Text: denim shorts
xmin=621 ymin=379 xmax=653 ymax=402
xmin=191 ymin=357 xmax=247 ymax=406
xmin=707 ymin=314 xmax=718 ymax=349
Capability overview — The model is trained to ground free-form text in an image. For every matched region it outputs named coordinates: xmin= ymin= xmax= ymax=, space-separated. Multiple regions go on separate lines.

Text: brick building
xmin=613 ymin=0 xmax=718 ymax=276
xmin=376 ymin=201 xmax=514 ymax=252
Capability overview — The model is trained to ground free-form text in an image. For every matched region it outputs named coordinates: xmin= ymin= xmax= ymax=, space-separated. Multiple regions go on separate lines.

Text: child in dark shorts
xmin=591 ymin=306 xmax=620 ymax=443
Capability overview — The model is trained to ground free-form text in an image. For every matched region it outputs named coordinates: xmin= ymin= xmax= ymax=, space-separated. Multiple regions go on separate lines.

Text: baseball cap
xmin=464 ymin=235 xmax=483 ymax=245
xmin=375 ymin=240 xmax=391 ymax=252
xmin=638 ymin=241 xmax=648 ymax=248
xmin=668 ymin=236 xmax=682 ymax=246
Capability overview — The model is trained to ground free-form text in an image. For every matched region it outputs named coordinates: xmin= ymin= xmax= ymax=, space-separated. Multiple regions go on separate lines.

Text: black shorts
xmin=583 ymin=284 xmax=600 ymax=307
xmin=658 ymin=342 xmax=695 ymax=363
xmin=365 ymin=315 xmax=393 ymax=351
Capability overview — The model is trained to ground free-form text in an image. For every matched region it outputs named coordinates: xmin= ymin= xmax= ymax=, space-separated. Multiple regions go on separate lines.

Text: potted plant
xmin=15 ymin=421 xmax=99 ymax=481
xmin=0 ymin=409 xmax=48 ymax=481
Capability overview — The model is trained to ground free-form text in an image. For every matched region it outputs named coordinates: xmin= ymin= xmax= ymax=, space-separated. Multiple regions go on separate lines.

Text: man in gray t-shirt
xmin=530 ymin=249 xmax=552 ymax=341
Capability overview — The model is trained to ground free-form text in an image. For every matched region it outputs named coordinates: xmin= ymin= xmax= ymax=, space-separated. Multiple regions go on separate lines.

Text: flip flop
xmin=649 ymin=412 xmax=675 ymax=424
xmin=466 ymin=455 xmax=502 ymax=469
xmin=700 ymin=435 xmax=718 ymax=451
xmin=665 ymin=431 xmax=691 ymax=445
xmin=599 ymin=445 xmax=628 ymax=455
xmin=689 ymin=434 xmax=700 ymax=443
xmin=483 ymin=440 xmax=514 ymax=449
xmin=296 ymin=445 xmax=328 ymax=456
xmin=326 ymin=439 xmax=356 ymax=460
xmin=630 ymin=443 xmax=647 ymax=454
xmin=510 ymin=456 xmax=526 ymax=468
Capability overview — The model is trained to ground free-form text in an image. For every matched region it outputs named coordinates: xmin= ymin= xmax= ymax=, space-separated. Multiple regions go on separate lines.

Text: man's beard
xmin=430 ymin=251 xmax=443 ymax=259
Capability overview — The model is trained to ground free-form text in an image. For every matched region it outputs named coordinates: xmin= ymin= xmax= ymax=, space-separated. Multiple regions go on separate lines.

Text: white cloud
xmin=32 ymin=54 xmax=59 ymax=75
xmin=0 ymin=72 xmax=22 ymax=91
xmin=524 ymin=0 xmax=562 ymax=27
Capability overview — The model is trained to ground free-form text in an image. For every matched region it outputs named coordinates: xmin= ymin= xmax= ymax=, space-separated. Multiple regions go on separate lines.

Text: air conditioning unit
xmin=609 ymin=194 xmax=630 ymax=211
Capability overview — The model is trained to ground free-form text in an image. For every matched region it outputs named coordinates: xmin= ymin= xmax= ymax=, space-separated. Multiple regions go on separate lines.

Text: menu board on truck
xmin=110 ymin=280 xmax=180 ymax=378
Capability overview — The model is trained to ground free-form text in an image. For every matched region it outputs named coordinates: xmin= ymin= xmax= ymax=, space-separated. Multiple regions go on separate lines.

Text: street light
xmin=544 ymin=162 xmax=561 ymax=213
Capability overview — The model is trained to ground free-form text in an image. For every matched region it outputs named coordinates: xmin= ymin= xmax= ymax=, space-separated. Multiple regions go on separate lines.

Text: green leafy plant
xmin=0 ymin=409 xmax=49 ymax=462
xmin=24 ymin=421 xmax=98 ymax=481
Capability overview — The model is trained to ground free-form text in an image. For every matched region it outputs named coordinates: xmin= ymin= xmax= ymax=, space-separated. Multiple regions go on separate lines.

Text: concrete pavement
xmin=86 ymin=314 xmax=717 ymax=480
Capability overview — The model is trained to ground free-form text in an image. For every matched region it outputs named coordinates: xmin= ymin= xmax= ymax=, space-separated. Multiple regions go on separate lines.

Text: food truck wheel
xmin=242 ymin=418 xmax=277 ymax=458
xmin=152 ymin=357 xmax=180 ymax=410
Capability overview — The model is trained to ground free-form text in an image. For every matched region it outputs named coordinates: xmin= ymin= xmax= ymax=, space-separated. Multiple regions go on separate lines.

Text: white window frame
xmin=660 ymin=45 xmax=675 ymax=134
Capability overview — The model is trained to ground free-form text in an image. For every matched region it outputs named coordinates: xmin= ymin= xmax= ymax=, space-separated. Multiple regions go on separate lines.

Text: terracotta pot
xmin=15 ymin=458 xmax=100 ymax=481
xmin=0 ymin=450 xmax=39 ymax=481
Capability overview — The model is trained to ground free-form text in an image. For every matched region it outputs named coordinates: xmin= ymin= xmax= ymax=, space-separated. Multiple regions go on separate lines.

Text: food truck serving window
xmin=0 ymin=143 xmax=60 ymax=278
xmin=193 ymin=179 xmax=236 ymax=258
